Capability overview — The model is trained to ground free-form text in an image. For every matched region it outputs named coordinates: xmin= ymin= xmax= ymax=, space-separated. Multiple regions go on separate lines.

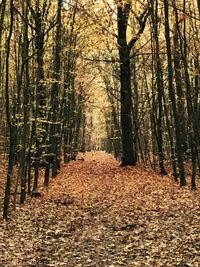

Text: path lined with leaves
xmin=0 ymin=152 xmax=200 ymax=267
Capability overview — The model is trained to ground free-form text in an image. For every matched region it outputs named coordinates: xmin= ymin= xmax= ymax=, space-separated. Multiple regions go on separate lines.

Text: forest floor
xmin=0 ymin=152 xmax=200 ymax=267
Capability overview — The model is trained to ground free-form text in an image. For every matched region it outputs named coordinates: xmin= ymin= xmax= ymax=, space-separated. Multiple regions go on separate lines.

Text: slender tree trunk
xmin=197 ymin=0 xmax=200 ymax=15
xmin=20 ymin=0 xmax=30 ymax=204
xmin=151 ymin=0 xmax=167 ymax=175
xmin=31 ymin=3 xmax=46 ymax=192
xmin=3 ymin=0 xmax=14 ymax=218
xmin=0 ymin=0 xmax=7 ymax=42
xmin=62 ymin=1 xmax=78 ymax=162
xmin=132 ymin=56 xmax=139 ymax=162
xmin=45 ymin=0 xmax=62 ymax=183
xmin=163 ymin=93 xmax=178 ymax=180
xmin=164 ymin=0 xmax=186 ymax=186
xmin=0 ymin=0 xmax=7 ymax=88
xmin=173 ymin=0 xmax=199 ymax=185
xmin=173 ymin=25 xmax=187 ymax=153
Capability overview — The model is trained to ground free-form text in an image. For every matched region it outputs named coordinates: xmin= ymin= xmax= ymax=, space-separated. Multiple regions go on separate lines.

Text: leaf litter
xmin=0 ymin=152 xmax=200 ymax=267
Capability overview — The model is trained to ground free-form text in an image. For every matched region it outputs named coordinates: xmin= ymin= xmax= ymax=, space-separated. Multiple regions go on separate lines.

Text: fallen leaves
xmin=0 ymin=152 xmax=200 ymax=266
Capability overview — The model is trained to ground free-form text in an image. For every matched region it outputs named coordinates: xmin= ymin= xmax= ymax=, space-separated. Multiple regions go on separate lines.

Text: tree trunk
xmin=164 ymin=0 xmax=186 ymax=186
xmin=0 ymin=0 xmax=7 ymax=88
xmin=3 ymin=0 xmax=14 ymax=218
xmin=117 ymin=3 xmax=150 ymax=165
xmin=117 ymin=4 xmax=136 ymax=166
xmin=20 ymin=0 xmax=30 ymax=204
xmin=45 ymin=0 xmax=62 ymax=180
xmin=173 ymin=25 xmax=187 ymax=153
xmin=151 ymin=0 xmax=167 ymax=175
xmin=119 ymin=48 xmax=136 ymax=165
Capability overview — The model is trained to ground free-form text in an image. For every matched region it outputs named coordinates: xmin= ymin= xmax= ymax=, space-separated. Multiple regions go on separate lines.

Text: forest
xmin=0 ymin=0 xmax=200 ymax=266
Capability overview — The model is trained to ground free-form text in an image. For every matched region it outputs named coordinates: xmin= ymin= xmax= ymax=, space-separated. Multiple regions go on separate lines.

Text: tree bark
xmin=164 ymin=0 xmax=186 ymax=186
xmin=45 ymin=0 xmax=62 ymax=181
xmin=151 ymin=0 xmax=167 ymax=175
xmin=119 ymin=46 xmax=136 ymax=165
xmin=117 ymin=3 xmax=150 ymax=166
xmin=20 ymin=0 xmax=30 ymax=204
xmin=3 ymin=0 xmax=14 ymax=218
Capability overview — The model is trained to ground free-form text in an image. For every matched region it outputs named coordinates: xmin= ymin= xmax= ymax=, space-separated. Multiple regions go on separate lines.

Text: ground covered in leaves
xmin=0 ymin=152 xmax=200 ymax=267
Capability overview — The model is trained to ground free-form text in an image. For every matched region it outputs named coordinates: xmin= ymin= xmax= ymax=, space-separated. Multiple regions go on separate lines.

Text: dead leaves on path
xmin=0 ymin=152 xmax=200 ymax=266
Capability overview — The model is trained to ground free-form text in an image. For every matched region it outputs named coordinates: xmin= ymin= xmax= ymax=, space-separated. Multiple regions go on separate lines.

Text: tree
xmin=20 ymin=0 xmax=31 ymax=203
xmin=3 ymin=0 xmax=14 ymax=218
xmin=150 ymin=0 xmax=167 ymax=175
xmin=44 ymin=0 xmax=62 ymax=185
xmin=116 ymin=1 xmax=150 ymax=165
xmin=164 ymin=0 xmax=186 ymax=186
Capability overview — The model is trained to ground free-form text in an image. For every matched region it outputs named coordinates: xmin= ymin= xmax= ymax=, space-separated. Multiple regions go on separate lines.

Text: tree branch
xmin=128 ymin=6 xmax=151 ymax=51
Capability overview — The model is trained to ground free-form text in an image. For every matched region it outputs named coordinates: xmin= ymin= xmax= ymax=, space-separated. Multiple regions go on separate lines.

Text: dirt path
xmin=0 ymin=152 xmax=200 ymax=267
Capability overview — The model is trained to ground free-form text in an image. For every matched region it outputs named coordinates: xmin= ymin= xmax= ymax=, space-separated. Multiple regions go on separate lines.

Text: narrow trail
xmin=0 ymin=152 xmax=200 ymax=267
